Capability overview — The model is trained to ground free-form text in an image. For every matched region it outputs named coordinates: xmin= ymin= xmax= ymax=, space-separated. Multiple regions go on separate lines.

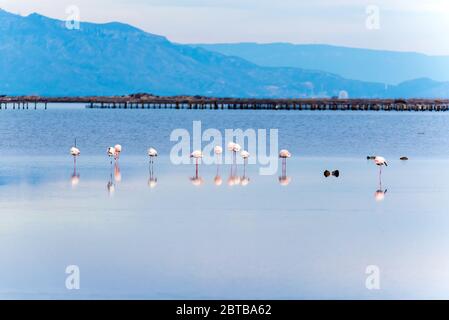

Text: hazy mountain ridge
xmin=0 ymin=9 xmax=448 ymax=98
xmin=195 ymin=43 xmax=449 ymax=85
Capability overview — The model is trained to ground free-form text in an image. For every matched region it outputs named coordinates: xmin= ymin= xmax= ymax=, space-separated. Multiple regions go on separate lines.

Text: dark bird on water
xmin=324 ymin=170 xmax=340 ymax=178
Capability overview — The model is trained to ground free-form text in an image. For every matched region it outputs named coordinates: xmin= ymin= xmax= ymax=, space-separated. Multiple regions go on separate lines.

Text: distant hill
xmin=194 ymin=43 xmax=449 ymax=85
xmin=0 ymin=9 xmax=448 ymax=98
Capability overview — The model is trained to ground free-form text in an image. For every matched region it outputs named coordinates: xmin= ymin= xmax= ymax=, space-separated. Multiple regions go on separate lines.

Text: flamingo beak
xmin=384 ymin=162 xmax=388 ymax=167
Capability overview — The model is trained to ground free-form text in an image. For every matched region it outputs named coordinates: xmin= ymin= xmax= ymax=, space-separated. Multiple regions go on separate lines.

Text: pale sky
xmin=1 ymin=0 xmax=449 ymax=55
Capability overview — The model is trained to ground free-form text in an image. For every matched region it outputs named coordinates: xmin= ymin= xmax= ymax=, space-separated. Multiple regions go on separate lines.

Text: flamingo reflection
xmin=228 ymin=161 xmax=238 ymax=186
xmin=107 ymin=174 xmax=115 ymax=196
xmin=114 ymin=162 xmax=121 ymax=183
xmin=148 ymin=161 xmax=158 ymax=189
xmin=278 ymin=176 xmax=292 ymax=186
xmin=107 ymin=162 xmax=115 ymax=196
xmin=71 ymin=166 xmax=80 ymax=187
xmin=190 ymin=150 xmax=204 ymax=186
xmin=374 ymin=168 xmax=388 ymax=202
xmin=214 ymin=161 xmax=222 ymax=186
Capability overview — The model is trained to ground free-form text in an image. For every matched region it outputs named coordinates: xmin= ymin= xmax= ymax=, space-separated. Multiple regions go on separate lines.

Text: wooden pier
xmin=1 ymin=95 xmax=449 ymax=112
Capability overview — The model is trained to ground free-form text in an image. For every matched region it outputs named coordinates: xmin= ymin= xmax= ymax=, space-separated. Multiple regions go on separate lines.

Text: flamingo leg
xmin=379 ymin=166 xmax=383 ymax=188
xmin=195 ymin=161 xmax=199 ymax=178
xmin=282 ymin=158 xmax=287 ymax=177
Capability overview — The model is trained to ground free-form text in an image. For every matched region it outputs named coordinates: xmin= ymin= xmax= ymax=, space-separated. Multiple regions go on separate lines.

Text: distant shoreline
xmin=0 ymin=95 xmax=448 ymax=111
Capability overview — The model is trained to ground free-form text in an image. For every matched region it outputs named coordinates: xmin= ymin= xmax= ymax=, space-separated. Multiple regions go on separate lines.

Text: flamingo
xmin=147 ymin=147 xmax=158 ymax=188
xmin=279 ymin=149 xmax=291 ymax=176
xmin=191 ymin=150 xmax=203 ymax=162
xmin=148 ymin=162 xmax=158 ymax=189
xmin=373 ymin=156 xmax=388 ymax=178
xmin=233 ymin=143 xmax=241 ymax=161
xmin=190 ymin=150 xmax=204 ymax=186
xmin=374 ymin=156 xmax=388 ymax=167
xmin=70 ymin=139 xmax=80 ymax=164
xmin=228 ymin=142 xmax=241 ymax=163
xmin=213 ymin=146 xmax=223 ymax=185
xmin=278 ymin=149 xmax=291 ymax=186
xmin=191 ymin=150 xmax=203 ymax=178
xmin=214 ymin=145 xmax=223 ymax=155
xmin=148 ymin=147 xmax=158 ymax=164
xmin=107 ymin=147 xmax=116 ymax=165
xmin=114 ymin=144 xmax=122 ymax=161
xmin=70 ymin=139 xmax=81 ymax=185
xmin=227 ymin=142 xmax=236 ymax=152
xmin=241 ymin=150 xmax=250 ymax=162
xmin=240 ymin=150 xmax=250 ymax=183
xmin=228 ymin=142 xmax=235 ymax=161
xmin=214 ymin=145 xmax=223 ymax=163
xmin=373 ymin=156 xmax=388 ymax=201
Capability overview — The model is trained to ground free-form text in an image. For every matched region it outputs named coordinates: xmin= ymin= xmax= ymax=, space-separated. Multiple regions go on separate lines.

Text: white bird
xmin=228 ymin=142 xmax=241 ymax=163
xmin=107 ymin=147 xmax=116 ymax=164
xmin=214 ymin=146 xmax=223 ymax=155
xmin=373 ymin=156 xmax=388 ymax=178
xmin=70 ymin=139 xmax=81 ymax=182
xmin=190 ymin=150 xmax=203 ymax=160
xmin=70 ymin=146 xmax=80 ymax=157
xmin=114 ymin=144 xmax=122 ymax=160
xmin=70 ymin=139 xmax=80 ymax=158
xmin=107 ymin=147 xmax=116 ymax=157
xmin=227 ymin=142 xmax=236 ymax=151
xmin=374 ymin=156 xmax=388 ymax=167
xmin=148 ymin=147 xmax=158 ymax=164
xmin=279 ymin=149 xmax=292 ymax=159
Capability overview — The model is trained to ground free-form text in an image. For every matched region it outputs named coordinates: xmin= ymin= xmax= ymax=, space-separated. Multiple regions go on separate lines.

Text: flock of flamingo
xmin=69 ymin=140 xmax=388 ymax=200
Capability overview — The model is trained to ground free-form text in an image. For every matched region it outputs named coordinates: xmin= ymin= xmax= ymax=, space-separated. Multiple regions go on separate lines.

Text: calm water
xmin=1 ymin=104 xmax=449 ymax=299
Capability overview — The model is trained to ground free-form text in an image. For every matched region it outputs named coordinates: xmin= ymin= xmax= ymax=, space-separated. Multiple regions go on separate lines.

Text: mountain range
xmin=0 ymin=9 xmax=448 ymax=98
xmin=195 ymin=43 xmax=449 ymax=85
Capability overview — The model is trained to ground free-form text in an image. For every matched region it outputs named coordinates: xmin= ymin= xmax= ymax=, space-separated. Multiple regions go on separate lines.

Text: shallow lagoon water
xmin=1 ymin=105 xmax=449 ymax=299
